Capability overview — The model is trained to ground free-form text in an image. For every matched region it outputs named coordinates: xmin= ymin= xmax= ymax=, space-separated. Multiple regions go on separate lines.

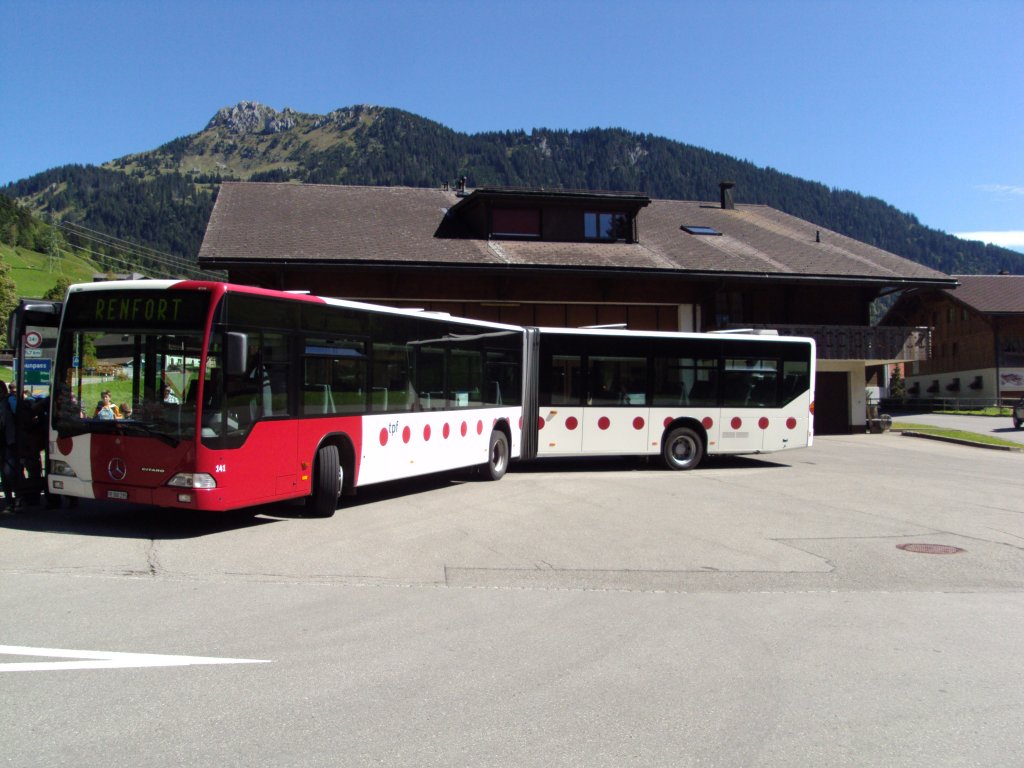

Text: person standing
xmin=0 ymin=381 xmax=16 ymax=510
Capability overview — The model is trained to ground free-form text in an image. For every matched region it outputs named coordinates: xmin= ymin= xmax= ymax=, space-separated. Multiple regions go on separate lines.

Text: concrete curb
xmin=898 ymin=429 xmax=1024 ymax=453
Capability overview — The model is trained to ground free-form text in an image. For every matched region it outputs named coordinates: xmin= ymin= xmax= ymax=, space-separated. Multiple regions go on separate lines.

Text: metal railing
xmin=874 ymin=395 xmax=1019 ymax=413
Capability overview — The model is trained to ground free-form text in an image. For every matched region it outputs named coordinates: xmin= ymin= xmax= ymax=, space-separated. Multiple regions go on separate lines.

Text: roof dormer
xmin=445 ymin=187 xmax=651 ymax=243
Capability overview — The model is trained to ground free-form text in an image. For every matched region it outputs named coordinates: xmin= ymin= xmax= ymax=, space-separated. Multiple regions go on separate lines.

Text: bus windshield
xmin=52 ymin=289 xmax=211 ymax=445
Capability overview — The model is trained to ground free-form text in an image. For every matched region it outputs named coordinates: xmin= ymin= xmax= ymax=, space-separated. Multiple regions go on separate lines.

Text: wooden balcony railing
xmin=730 ymin=324 xmax=932 ymax=362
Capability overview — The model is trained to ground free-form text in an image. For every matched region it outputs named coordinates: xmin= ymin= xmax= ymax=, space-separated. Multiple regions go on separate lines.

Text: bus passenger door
xmin=581 ymin=408 xmax=650 ymax=455
xmin=581 ymin=354 xmax=650 ymax=455
xmin=220 ymin=332 xmax=299 ymax=504
xmin=537 ymin=406 xmax=584 ymax=455
xmin=536 ymin=352 xmax=583 ymax=456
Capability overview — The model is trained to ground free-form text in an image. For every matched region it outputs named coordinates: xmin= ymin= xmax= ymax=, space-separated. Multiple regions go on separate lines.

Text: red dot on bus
xmin=786 ymin=417 xmax=797 ymax=430
xmin=477 ymin=420 xmax=483 ymax=435
xmin=402 ymin=426 xmax=411 ymax=443
xmin=731 ymin=417 xmax=742 ymax=429
xmin=566 ymin=416 xmax=579 ymax=430
xmin=379 ymin=428 xmax=388 ymax=446
xmin=664 ymin=416 xmax=673 ymax=428
xmin=423 ymin=424 xmax=431 ymax=441
xmin=461 ymin=421 xmax=468 ymax=437
xmin=519 ymin=416 xmax=523 ymax=429
xmin=702 ymin=417 xmax=714 ymax=429
xmin=443 ymin=423 xmax=451 ymax=439
xmin=633 ymin=417 xmax=645 ymax=430
xmin=758 ymin=417 xmax=769 ymax=430
xmin=538 ymin=417 xmax=546 ymax=430
xmin=598 ymin=416 xmax=611 ymax=430
xmin=56 ymin=437 xmax=73 ymax=455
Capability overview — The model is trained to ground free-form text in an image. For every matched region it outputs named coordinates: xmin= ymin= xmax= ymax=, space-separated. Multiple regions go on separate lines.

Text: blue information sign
xmin=23 ymin=359 xmax=51 ymax=385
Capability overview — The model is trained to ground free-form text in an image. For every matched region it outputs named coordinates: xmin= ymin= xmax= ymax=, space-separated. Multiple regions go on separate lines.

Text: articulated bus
xmin=45 ymin=281 xmax=814 ymax=515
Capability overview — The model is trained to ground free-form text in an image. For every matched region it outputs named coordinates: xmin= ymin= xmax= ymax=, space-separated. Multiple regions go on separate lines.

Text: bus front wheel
xmin=485 ymin=430 xmax=510 ymax=481
xmin=308 ymin=444 xmax=342 ymax=517
xmin=662 ymin=427 xmax=703 ymax=471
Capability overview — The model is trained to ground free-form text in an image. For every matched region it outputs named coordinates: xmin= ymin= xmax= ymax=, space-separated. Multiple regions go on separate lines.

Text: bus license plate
xmin=107 ymin=490 xmax=128 ymax=500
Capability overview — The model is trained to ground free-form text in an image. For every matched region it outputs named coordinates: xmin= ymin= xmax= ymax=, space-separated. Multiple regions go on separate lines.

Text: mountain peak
xmin=206 ymin=101 xmax=299 ymax=135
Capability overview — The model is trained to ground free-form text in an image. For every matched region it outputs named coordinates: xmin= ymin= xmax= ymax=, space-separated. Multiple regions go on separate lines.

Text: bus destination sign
xmin=65 ymin=291 xmax=211 ymax=330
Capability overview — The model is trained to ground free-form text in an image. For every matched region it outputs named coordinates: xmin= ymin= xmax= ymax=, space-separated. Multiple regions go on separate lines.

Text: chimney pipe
xmin=719 ymin=181 xmax=735 ymax=210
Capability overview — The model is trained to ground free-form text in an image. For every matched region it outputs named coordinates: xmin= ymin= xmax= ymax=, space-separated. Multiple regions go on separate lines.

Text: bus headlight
xmin=167 ymin=473 xmax=217 ymax=490
xmin=49 ymin=460 xmax=77 ymax=478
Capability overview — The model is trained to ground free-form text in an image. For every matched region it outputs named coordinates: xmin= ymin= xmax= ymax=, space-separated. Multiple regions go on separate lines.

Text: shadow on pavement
xmin=0 ymin=499 xmax=276 ymax=540
xmin=0 ymin=454 xmax=790 ymax=538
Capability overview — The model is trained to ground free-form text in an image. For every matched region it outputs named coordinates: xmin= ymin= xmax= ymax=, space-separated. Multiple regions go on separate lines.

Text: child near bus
xmin=94 ymin=390 xmax=122 ymax=420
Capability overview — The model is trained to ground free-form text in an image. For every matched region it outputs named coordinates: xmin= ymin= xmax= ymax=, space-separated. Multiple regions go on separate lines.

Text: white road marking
xmin=0 ymin=645 xmax=272 ymax=672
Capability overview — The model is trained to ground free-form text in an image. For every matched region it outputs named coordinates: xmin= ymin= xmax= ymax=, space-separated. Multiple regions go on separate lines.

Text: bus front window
xmin=53 ymin=329 xmax=205 ymax=444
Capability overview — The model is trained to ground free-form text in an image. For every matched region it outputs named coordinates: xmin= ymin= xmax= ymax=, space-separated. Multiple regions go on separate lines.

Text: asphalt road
xmin=2 ymin=434 xmax=1023 ymax=767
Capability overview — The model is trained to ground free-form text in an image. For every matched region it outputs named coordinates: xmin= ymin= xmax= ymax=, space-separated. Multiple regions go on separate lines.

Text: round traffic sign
xmin=25 ymin=331 xmax=42 ymax=348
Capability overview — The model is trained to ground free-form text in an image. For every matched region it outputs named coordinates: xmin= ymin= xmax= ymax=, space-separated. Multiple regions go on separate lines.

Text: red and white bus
xmin=47 ymin=281 xmax=525 ymax=515
xmin=527 ymin=326 xmax=815 ymax=469
xmin=45 ymin=281 xmax=814 ymax=515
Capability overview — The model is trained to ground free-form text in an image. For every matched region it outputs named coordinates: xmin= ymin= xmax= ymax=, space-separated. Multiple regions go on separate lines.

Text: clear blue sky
xmin=2 ymin=0 xmax=1022 ymax=251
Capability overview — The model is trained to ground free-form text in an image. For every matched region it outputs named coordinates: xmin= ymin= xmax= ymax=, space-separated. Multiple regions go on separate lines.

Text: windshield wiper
xmin=115 ymin=420 xmax=181 ymax=447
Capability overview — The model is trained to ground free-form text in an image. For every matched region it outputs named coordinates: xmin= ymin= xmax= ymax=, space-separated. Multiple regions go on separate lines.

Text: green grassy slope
xmin=2 ymin=242 xmax=99 ymax=298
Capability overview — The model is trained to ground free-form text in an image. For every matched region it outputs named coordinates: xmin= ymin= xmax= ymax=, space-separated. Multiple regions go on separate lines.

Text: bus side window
xmin=723 ymin=359 xmax=778 ymax=408
xmin=545 ymin=355 xmax=580 ymax=406
xmin=589 ymin=356 xmax=646 ymax=406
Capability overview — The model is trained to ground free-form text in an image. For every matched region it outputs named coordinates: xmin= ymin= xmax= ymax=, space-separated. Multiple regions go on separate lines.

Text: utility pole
xmin=46 ymin=237 xmax=63 ymax=274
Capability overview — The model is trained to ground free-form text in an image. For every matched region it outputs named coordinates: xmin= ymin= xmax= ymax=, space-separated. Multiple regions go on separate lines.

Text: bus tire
xmin=662 ymin=426 xmax=703 ymax=471
xmin=308 ymin=444 xmax=342 ymax=517
xmin=485 ymin=430 xmax=510 ymax=481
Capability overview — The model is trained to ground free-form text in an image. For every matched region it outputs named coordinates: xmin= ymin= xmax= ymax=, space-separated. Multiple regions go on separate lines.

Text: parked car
xmin=1013 ymin=397 xmax=1024 ymax=429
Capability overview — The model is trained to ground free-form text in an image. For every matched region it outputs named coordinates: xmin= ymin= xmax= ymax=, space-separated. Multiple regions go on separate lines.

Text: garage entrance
xmin=815 ymin=371 xmax=851 ymax=434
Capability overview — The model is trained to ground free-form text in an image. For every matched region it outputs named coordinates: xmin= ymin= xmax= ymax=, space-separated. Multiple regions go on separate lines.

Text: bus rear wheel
xmin=308 ymin=444 xmax=342 ymax=517
xmin=662 ymin=427 xmax=703 ymax=471
xmin=485 ymin=430 xmax=509 ymax=481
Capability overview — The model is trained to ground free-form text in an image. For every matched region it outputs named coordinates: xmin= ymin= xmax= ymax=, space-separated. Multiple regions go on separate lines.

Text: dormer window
xmin=584 ymin=212 xmax=629 ymax=241
xmin=446 ymin=188 xmax=649 ymax=243
xmin=491 ymin=208 xmax=540 ymax=239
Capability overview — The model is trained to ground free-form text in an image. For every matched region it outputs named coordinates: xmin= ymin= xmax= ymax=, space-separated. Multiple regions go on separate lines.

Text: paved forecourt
xmin=2 ymin=433 xmax=1023 ymax=767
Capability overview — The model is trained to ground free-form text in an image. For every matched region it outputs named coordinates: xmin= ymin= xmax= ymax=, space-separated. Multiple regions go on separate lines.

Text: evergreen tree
xmin=889 ymin=364 xmax=906 ymax=401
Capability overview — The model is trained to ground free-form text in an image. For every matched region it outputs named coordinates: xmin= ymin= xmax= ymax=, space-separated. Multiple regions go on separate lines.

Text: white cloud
xmin=955 ymin=231 xmax=1024 ymax=249
xmin=977 ymin=184 xmax=1024 ymax=197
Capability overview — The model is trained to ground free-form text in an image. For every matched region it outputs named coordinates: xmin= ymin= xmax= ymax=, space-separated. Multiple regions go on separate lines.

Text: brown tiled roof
xmin=199 ymin=182 xmax=954 ymax=285
xmin=945 ymin=275 xmax=1024 ymax=314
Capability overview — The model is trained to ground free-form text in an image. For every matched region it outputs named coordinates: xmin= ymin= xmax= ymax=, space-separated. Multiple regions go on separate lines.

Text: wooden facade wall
xmin=226 ymin=265 xmax=874 ymax=333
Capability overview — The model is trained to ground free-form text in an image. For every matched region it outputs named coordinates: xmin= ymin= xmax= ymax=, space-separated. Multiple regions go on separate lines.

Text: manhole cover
xmin=897 ymin=543 xmax=965 ymax=555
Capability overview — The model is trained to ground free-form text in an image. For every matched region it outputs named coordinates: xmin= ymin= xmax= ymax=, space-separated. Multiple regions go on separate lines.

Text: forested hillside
xmin=4 ymin=101 xmax=1022 ymax=276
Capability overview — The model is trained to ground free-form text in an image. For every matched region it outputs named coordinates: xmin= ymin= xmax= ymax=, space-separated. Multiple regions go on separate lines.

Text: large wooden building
xmin=198 ymin=181 xmax=955 ymax=433
xmin=883 ymin=275 xmax=1024 ymax=402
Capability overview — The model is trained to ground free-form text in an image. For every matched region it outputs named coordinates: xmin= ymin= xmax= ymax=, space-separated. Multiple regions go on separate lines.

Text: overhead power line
xmin=56 ymin=221 xmax=223 ymax=280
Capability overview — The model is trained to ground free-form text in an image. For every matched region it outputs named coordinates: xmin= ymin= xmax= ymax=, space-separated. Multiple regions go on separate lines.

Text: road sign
xmin=22 ymin=359 xmax=51 ymax=385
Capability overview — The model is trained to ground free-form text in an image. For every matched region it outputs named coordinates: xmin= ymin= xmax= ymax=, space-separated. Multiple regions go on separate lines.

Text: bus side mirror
xmin=226 ymin=332 xmax=248 ymax=376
